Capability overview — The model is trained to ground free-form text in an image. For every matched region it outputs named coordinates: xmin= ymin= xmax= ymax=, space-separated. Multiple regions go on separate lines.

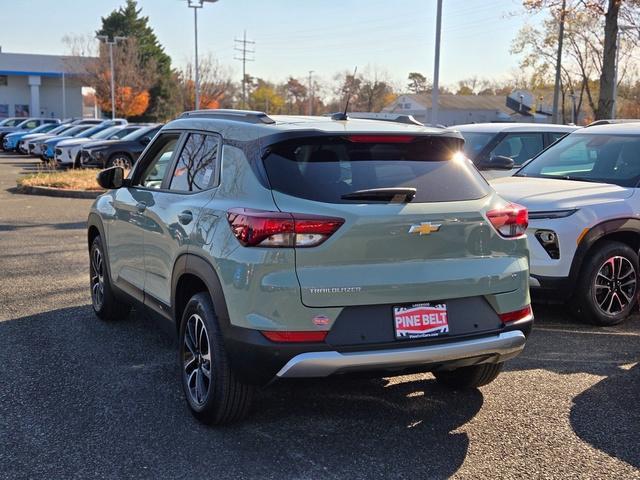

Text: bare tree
xmin=176 ymin=55 xmax=235 ymax=111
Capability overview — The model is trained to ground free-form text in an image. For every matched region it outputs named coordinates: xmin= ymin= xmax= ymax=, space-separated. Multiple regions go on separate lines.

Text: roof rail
xmin=585 ymin=119 xmax=640 ymax=127
xmin=344 ymin=112 xmax=425 ymax=126
xmin=179 ymin=109 xmax=276 ymax=125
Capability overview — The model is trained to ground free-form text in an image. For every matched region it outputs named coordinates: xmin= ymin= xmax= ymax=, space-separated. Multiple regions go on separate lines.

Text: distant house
xmin=0 ymin=51 xmax=91 ymax=119
xmin=383 ymin=93 xmax=551 ymax=126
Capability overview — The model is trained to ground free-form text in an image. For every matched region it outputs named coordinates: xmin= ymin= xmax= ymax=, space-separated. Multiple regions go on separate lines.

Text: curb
xmin=15 ymin=185 xmax=104 ymax=199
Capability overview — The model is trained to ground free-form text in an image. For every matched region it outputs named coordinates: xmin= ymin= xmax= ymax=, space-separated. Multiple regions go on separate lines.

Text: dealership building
xmin=0 ymin=51 xmax=88 ymax=119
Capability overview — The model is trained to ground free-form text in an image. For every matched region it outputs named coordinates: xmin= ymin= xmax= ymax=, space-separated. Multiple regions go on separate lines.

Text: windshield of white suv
xmin=459 ymin=132 xmax=495 ymax=159
xmin=516 ymin=133 xmax=640 ymax=187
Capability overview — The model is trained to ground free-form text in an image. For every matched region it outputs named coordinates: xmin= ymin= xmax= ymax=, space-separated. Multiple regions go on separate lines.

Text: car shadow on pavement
xmin=570 ymin=362 xmax=640 ymax=469
xmin=0 ymin=221 xmax=87 ymax=232
xmin=509 ymin=304 xmax=640 ymax=470
xmin=0 ymin=305 xmax=482 ymax=479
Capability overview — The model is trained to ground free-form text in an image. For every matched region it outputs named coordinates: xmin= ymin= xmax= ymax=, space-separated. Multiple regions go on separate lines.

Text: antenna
xmin=331 ymin=66 xmax=357 ymax=121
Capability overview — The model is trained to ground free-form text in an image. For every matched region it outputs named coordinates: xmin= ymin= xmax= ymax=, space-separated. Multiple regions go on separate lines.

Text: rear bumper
xmin=224 ymin=320 xmax=532 ymax=385
xmin=276 ymin=330 xmax=526 ymax=378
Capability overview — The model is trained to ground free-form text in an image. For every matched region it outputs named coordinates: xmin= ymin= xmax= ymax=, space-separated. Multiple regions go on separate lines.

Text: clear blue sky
xmin=1 ymin=0 xmax=533 ymax=89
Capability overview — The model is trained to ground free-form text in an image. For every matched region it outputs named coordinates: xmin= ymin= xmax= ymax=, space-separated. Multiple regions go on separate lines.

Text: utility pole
xmin=61 ymin=72 xmax=66 ymax=120
xmin=234 ymin=30 xmax=255 ymax=109
xmin=96 ymin=35 xmax=126 ymax=120
xmin=551 ymin=0 xmax=567 ymax=124
xmin=431 ymin=0 xmax=443 ymax=126
xmin=307 ymin=70 xmax=314 ymax=115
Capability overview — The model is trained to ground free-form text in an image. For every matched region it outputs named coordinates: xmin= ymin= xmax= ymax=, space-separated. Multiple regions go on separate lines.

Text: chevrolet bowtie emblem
xmin=408 ymin=222 xmax=442 ymax=235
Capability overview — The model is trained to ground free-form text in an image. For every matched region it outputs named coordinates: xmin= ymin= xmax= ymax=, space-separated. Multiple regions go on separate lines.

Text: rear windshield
xmin=263 ymin=136 xmax=490 ymax=203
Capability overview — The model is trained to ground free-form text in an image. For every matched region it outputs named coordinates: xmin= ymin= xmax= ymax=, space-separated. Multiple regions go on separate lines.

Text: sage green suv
xmin=88 ymin=110 xmax=533 ymax=425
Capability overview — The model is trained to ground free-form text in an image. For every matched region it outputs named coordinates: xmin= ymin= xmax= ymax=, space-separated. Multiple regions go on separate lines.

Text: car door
xmin=141 ymin=131 xmax=221 ymax=313
xmin=107 ymin=132 xmax=180 ymax=300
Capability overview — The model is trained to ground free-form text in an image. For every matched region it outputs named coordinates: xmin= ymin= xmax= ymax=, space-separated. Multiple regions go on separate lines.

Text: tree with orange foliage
xmin=97 ymin=87 xmax=150 ymax=117
xmin=72 ymin=36 xmax=157 ymax=119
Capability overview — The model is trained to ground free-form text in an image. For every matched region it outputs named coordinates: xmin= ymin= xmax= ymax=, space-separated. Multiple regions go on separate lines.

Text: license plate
xmin=393 ymin=303 xmax=449 ymax=340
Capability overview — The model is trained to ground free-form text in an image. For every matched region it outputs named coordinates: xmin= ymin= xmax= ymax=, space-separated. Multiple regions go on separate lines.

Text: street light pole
xmin=194 ymin=5 xmax=200 ymax=110
xmin=431 ymin=0 xmax=443 ymax=126
xmin=97 ymin=35 xmax=127 ymax=120
xmin=187 ymin=0 xmax=219 ymax=111
xmin=108 ymin=42 xmax=115 ymax=119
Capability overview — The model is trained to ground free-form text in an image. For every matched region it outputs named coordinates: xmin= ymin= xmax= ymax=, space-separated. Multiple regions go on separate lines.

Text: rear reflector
xmin=261 ymin=331 xmax=328 ymax=343
xmin=346 ymin=135 xmax=415 ymax=143
xmin=486 ymin=203 xmax=528 ymax=238
xmin=227 ymin=208 xmax=344 ymax=247
xmin=499 ymin=305 xmax=533 ymax=324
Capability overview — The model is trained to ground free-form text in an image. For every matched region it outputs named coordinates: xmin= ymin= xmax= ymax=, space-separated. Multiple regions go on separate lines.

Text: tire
xmin=106 ymin=153 xmax=132 ymax=170
xmin=179 ymin=292 xmax=254 ymax=425
xmin=433 ymin=362 xmax=503 ymax=389
xmin=575 ymin=241 xmax=638 ymax=326
xmin=89 ymin=235 xmax=130 ymax=321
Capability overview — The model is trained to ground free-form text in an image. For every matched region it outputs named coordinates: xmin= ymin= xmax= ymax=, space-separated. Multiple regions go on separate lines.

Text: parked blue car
xmin=2 ymin=123 xmax=60 ymax=151
xmin=40 ymin=125 xmax=93 ymax=160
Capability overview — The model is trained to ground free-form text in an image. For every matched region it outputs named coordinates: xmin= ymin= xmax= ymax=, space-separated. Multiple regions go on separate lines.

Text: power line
xmin=234 ymin=30 xmax=255 ymax=109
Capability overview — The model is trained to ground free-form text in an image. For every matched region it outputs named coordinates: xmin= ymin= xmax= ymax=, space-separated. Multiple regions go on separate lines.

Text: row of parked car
xmin=0 ymin=116 xmax=162 ymax=169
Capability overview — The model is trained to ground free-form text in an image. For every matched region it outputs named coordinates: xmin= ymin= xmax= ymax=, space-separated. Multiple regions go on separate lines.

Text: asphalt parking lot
xmin=0 ymin=153 xmax=638 ymax=479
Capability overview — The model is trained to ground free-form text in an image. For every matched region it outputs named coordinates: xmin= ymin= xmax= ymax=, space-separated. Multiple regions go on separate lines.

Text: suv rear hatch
xmin=261 ymin=133 xmax=527 ymax=309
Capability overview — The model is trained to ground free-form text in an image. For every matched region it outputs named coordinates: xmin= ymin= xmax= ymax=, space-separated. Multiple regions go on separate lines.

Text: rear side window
xmin=169 ymin=133 xmax=220 ymax=192
xmin=489 ymin=133 xmax=544 ymax=166
xmin=263 ymin=136 xmax=490 ymax=203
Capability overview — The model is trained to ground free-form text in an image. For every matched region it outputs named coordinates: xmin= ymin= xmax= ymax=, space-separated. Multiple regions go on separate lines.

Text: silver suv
xmin=88 ymin=110 xmax=533 ymax=425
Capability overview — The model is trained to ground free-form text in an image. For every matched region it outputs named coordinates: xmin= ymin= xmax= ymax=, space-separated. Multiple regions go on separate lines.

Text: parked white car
xmin=455 ymin=123 xmax=579 ymax=179
xmin=54 ymin=125 xmax=142 ymax=167
xmin=491 ymin=122 xmax=640 ymax=325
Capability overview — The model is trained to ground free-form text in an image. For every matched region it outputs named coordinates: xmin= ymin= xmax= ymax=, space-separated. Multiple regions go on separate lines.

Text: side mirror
xmin=97 ymin=166 xmax=126 ymax=190
xmin=140 ymin=136 xmax=151 ymax=146
xmin=477 ymin=155 xmax=515 ymax=171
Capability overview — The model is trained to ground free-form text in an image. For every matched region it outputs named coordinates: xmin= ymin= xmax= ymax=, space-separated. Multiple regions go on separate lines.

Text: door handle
xmin=136 ymin=201 xmax=147 ymax=213
xmin=178 ymin=210 xmax=193 ymax=225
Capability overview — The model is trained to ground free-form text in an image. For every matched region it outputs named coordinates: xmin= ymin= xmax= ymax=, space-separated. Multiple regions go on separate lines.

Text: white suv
xmin=491 ymin=123 xmax=640 ymax=325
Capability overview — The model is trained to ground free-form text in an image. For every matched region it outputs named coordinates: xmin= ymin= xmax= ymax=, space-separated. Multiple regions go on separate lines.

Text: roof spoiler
xmin=179 ymin=109 xmax=276 ymax=125
xmin=341 ymin=112 xmax=425 ymax=126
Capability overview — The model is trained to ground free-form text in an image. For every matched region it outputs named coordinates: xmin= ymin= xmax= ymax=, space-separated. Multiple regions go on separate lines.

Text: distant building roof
xmin=0 ymin=52 xmax=91 ymax=77
xmin=391 ymin=94 xmax=511 ymax=114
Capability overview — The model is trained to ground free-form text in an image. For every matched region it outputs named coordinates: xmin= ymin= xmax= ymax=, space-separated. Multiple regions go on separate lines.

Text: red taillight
xmin=499 ymin=305 xmax=533 ymax=324
xmin=346 ymin=135 xmax=415 ymax=143
xmin=261 ymin=331 xmax=328 ymax=343
xmin=227 ymin=208 xmax=344 ymax=247
xmin=486 ymin=203 xmax=528 ymax=238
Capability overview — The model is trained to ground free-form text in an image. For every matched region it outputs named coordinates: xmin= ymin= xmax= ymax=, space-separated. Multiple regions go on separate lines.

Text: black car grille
xmin=55 ymin=148 xmax=62 ymax=156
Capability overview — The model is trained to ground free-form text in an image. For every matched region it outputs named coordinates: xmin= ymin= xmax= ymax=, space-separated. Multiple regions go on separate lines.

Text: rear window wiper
xmin=341 ymin=187 xmax=416 ymax=203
